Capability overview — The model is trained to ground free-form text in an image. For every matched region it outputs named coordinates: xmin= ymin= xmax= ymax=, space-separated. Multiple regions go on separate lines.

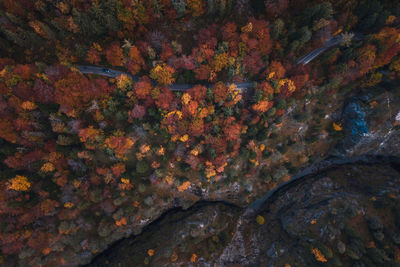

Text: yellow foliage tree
xmin=150 ymin=64 xmax=175 ymax=85
xmin=7 ymin=175 xmax=31 ymax=191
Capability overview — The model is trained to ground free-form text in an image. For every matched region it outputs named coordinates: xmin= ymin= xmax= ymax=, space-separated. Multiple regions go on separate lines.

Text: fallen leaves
xmin=311 ymin=248 xmax=327 ymax=262
xmin=115 ymin=217 xmax=127 ymax=226
xmin=333 ymin=122 xmax=343 ymax=131
xmin=190 ymin=253 xmax=197 ymax=263
xmin=256 ymin=215 xmax=265 ymax=225
xmin=177 ymin=181 xmax=191 ymax=192
xmin=64 ymin=202 xmax=74 ymax=208
xmin=171 ymin=252 xmax=178 ymax=262
xmin=148 ymin=249 xmax=155 ymax=257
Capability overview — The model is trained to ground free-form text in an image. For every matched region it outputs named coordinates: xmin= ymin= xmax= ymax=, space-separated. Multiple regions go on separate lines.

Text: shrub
xmin=136 ymin=160 xmax=150 ymax=174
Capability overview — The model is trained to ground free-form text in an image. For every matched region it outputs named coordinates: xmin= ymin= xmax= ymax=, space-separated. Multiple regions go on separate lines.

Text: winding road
xmin=78 ymin=65 xmax=255 ymax=91
xmin=78 ymin=34 xmax=354 ymax=91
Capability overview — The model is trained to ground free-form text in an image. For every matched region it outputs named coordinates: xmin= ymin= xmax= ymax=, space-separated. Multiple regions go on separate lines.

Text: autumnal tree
xmin=116 ymin=74 xmax=132 ymax=91
xmin=7 ymin=175 xmax=31 ymax=191
xmin=54 ymin=72 xmax=112 ymax=113
xmin=105 ymin=43 xmax=125 ymax=67
xmin=79 ymin=126 xmax=101 ymax=150
xmin=160 ymin=43 xmax=174 ymax=62
xmin=194 ymin=65 xmax=212 ymax=81
xmin=150 ymin=64 xmax=175 ymax=85
xmin=0 ymin=117 xmax=18 ymax=143
xmin=252 ymin=100 xmax=274 ymax=113
xmin=134 ymin=77 xmax=153 ymax=99
xmin=188 ymin=85 xmax=207 ymax=102
xmin=373 ymin=27 xmax=400 ymax=69
xmin=105 ymin=136 xmax=135 ymax=159
xmin=187 ymin=0 xmax=204 ymax=17
xmin=222 ymin=22 xmax=238 ymax=41
xmin=213 ymin=82 xmax=228 ymax=103
xmin=127 ymin=45 xmax=145 ymax=74
xmin=13 ymin=64 xmax=37 ymax=80
xmin=243 ymin=50 xmax=265 ymax=76
xmin=32 ymin=79 xmax=55 ymax=104
xmin=357 ymin=44 xmax=376 ymax=75
xmin=250 ymin=18 xmax=272 ymax=55
xmin=265 ymin=0 xmax=289 ymax=17
xmin=223 ymin=116 xmax=242 ymax=142
xmin=265 ymin=60 xmax=286 ymax=79
xmin=129 ymin=104 xmax=146 ymax=120
xmin=212 ymin=52 xmax=229 ymax=72
xmin=87 ymin=47 xmax=102 ymax=65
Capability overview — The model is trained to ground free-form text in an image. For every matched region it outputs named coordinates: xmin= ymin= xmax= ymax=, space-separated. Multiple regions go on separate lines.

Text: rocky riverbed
xmin=88 ymin=158 xmax=400 ymax=266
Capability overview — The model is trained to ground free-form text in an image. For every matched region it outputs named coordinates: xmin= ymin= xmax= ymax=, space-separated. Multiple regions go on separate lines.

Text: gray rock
xmin=144 ymin=196 xmax=154 ymax=206
xmin=337 ymin=240 xmax=346 ymax=254
xmin=373 ymin=231 xmax=384 ymax=241
xmin=368 ymin=216 xmax=383 ymax=231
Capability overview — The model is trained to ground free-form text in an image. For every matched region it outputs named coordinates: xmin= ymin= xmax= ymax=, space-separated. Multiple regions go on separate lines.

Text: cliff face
xmin=89 ymin=160 xmax=400 ymax=266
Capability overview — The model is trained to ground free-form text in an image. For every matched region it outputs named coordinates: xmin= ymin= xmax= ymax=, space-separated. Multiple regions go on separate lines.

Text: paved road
xmin=297 ymin=35 xmax=343 ymax=65
xmin=78 ymin=34 xmax=356 ymax=91
xmin=78 ymin=65 xmax=255 ymax=91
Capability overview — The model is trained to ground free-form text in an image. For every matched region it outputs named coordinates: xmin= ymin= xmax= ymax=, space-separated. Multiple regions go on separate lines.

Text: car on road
xmin=102 ymin=68 xmax=111 ymax=73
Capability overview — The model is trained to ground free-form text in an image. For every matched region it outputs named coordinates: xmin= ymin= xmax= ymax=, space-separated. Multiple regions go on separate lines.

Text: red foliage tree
xmin=197 ymin=24 xmax=218 ymax=45
xmin=188 ymin=85 xmax=207 ymax=102
xmin=265 ymin=0 xmax=289 ymax=17
xmin=194 ymin=65 xmax=212 ymax=80
xmin=54 ymin=72 xmax=91 ymax=110
xmin=222 ymin=22 xmax=238 ymax=41
xmin=0 ymin=58 xmax=15 ymax=70
xmin=0 ymin=117 xmax=18 ymax=143
xmin=13 ymin=81 xmax=34 ymax=101
xmin=213 ymin=82 xmax=228 ymax=103
xmin=189 ymin=118 xmax=204 ymax=136
xmin=223 ymin=116 xmax=242 ymax=142
xmin=160 ymin=43 xmax=174 ymax=62
xmin=87 ymin=47 xmax=102 ymax=65
xmin=265 ymin=60 xmax=286 ymax=79
xmin=134 ymin=78 xmax=153 ymax=99
xmin=243 ymin=50 xmax=265 ymax=76
xmin=13 ymin=64 xmax=37 ymax=80
xmin=291 ymin=74 xmax=309 ymax=90
xmin=156 ymin=86 xmax=174 ymax=110
xmin=129 ymin=104 xmax=146 ymax=120
xmin=33 ymin=79 xmax=55 ymax=104
xmin=105 ymin=43 xmax=125 ymax=67
xmin=127 ymin=45 xmax=145 ymax=74
xmin=373 ymin=28 xmax=400 ymax=69
xmin=185 ymin=154 xmax=201 ymax=170
xmin=357 ymin=44 xmax=376 ymax=75
xmin=54 ymin=72 xmax=112 ymax=112
xmin=2 ymin=0 xmax=32 ymax=16
xmin=250 ymin=18 xmax=272 ymax=55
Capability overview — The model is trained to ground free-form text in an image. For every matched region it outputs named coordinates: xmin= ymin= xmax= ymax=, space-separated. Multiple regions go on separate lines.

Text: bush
xmin=276 ymin=99 xmax=286 ymax=110
xmin=256 ymin=130 xmax=269 ymax=141
xmin=247 ymin=126 xmax=258 ymax=137
xmin=294 ymin=112 xmax=311 ymax=122
xmin=136 ymin=160 xmax=150 ymax=174
xmin=240 ymin=147 xmax=250 ymax=159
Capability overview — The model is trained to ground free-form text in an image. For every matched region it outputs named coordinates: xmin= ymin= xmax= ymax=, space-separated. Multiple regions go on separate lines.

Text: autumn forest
xmin=1 ymin=0 xmax=400 ymax=266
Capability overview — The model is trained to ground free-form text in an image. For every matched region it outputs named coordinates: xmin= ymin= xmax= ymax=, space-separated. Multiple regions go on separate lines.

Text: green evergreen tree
xmin=271 ymin=19 xmax=285 ymax=40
